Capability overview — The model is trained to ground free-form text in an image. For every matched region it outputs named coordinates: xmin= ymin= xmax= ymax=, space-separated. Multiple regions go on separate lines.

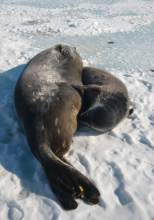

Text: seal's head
xmin=53 ymin=44 xmax=83 ymax=71
xmin=55 ymin=44 xmax=76 ymax=61
xmin=80 ymin=105 xmax=113 ymax=132
xmin=45 ymin=44 xmax=83 ymax=84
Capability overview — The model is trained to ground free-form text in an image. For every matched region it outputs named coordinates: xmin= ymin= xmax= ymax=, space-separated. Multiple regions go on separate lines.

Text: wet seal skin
xmin=73 ymin=67 xmax=133 ymax=133
xmin=14 ymin=44 xmax=100 ymax=210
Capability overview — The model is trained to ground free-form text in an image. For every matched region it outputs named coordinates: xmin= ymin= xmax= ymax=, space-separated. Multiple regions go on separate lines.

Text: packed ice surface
xmin=0 ymin=0 xmax=154 ymax=219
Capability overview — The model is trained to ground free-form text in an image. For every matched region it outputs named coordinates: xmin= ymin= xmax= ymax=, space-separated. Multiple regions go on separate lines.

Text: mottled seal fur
xmin=14 ymin=44 xmax=100 ymax=210
xmin=74 ymin=67 xmax=132 ymax=132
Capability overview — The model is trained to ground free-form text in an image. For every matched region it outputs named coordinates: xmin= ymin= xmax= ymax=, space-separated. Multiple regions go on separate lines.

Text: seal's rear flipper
xmin=51 ymin=183 xmax=78 ymax=210
xmin=44 ymin=158 xmax=100 ymax=210
xmin=83 ymin=196 xmax=99 ymax=205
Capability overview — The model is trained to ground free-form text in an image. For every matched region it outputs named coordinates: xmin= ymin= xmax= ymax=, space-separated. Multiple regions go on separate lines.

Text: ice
xmin=0 ymin=0 xmax=154 ymax=219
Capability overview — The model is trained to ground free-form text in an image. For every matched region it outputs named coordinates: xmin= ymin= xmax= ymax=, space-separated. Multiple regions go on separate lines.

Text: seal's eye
xmin=74 ymin=47 xmax=76 ymax=50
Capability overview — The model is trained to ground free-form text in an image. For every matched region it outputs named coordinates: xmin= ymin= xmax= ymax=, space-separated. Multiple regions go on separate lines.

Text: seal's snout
xmin=56 ymin=44 xmax=76 ymax=60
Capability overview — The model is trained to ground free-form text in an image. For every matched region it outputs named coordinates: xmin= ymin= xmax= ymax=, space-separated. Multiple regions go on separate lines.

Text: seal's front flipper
xmin=72 ymin=85 xmax=91 ymax=90
xmin=72 ymin=84 xmax=101 ymax=91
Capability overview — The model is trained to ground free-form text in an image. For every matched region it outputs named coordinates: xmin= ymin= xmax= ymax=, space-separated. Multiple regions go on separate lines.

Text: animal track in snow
xmin=150 ymin=122 xmax=154 ymax=126
xmin=112 ymin=150 xmax=119 ymax=155
xmin=139 ymin=136 xmax=154 ymax=150
xmin=7 ymin=201 xmax=24 ymax=220
xmin=107 ymin=162 xmax=133 ymax=206
xmin=138 ymin=79 xmax=153 ymax=92
xmin=77 ymin=153 xmax=91 ymax=174
xmin=149 ymin=115 xmax=154 ymax=121
xmin=122 ymin=133 xmax=134 ymax=145
xmin=148 ymin=115 xmax=154 ymax=127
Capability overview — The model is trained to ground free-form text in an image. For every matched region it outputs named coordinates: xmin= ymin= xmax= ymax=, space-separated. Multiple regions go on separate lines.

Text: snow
xmin=0 ymin=0 xmax=154 ymax=219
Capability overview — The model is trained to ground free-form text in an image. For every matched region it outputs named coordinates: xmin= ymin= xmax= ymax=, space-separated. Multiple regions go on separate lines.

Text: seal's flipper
xmin=83 ymin=196 xmax=99 ymax=205
xmin=44 ymin=158 xmax=100 ymax=210
xmin=72 ymin=85 xmax=91 ymax=90
xmin=46 ymin=172 xmax=75 ymax=194
xmin=74 ymin=174 xmax=100 ymax=199
xmin=60 ymin=156 xmax=76 ymax=168
xmin=72 ymin=84 xmax=101 ymax=91
xmin=51 ymin=184 xmax=78 ymax=210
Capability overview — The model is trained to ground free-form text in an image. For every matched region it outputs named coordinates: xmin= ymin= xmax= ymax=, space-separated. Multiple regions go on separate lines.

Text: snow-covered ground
xmin=0 ymin=0 xmax=154 ymax=219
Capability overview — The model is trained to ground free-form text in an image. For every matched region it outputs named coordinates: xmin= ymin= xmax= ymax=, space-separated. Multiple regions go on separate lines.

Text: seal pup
xmin=74 ymin=67 xmax=133 ymax=133
xmin=14 ymin=44 xmax=100 ymax=210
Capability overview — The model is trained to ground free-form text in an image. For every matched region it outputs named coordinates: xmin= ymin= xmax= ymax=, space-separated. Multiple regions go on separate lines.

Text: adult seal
xmin=74 ymin=67 xmax=133 ymax=132
xmin=14 ymin=44 xmax=100 ymax=210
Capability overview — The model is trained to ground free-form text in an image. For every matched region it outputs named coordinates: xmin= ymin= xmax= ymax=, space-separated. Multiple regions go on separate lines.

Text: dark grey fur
xmin=14 ymin=45 xmax=100 ymax=210
xmin=74 ymin=67 xmax=132 ymax=132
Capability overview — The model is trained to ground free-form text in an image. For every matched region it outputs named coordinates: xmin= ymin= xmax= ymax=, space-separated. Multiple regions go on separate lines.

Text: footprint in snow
xmin=139 ymin=136 xmax=154 ymax=150
xmin=77 ymin=153 xmax=91 ymax=174
xmin=122 ymin=133 xmax=134 ymax=145
xmin=7 ymin=201 xmax=24 ymax=220
xmin=106 ymin=162 xmax=133 ymax=206
xmin=138 ymin=79 xmax=153 ymax=92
